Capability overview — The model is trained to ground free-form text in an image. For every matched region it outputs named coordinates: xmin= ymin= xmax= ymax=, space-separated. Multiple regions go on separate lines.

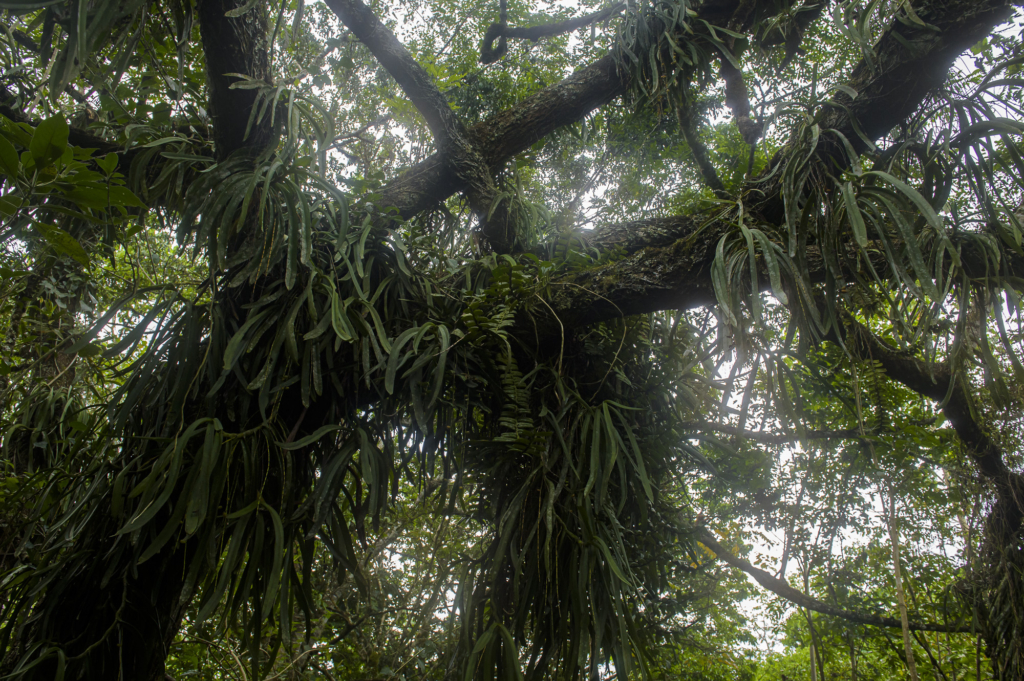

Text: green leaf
xmin=96 ymin=152 xmax=118 ymax=175
xmin=225 ymin=0 xmax=261 ymax=18
xmin=33 ymin=222 xmax=89 ymax=266
xmin=223 ymin=309 xmax=271 ymax=371
xmin=184 ymin=426 xmax=219 ymax=535
xmin=385 ymin=326 xmax=419 ymax=395
xmin=278 ymin=424 xmax=343 ymax=450
xmin=842 ymin=181 xmax=868 ymax=248
xmin=0 ymin=1 xmax=65 ymax=7
xmin=0 ymin=135 xmax=19 ymax=177
xmin=29 ymin=115 xmax=69 ymax=167
xmin=77 ymin=343 xmax=102 ymax=358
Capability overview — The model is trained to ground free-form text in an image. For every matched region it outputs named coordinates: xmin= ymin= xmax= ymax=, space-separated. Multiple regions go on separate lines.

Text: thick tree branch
xmin=542 ymin=0 xmax=1017 ymax=326
xmin=696 ymin=528 xmax=973 ymax=633
xmin=756 ymin=0 xmax=1017 ymax=223
xmin=374 ymin=0 xmax=774 ymax=221
xmin=371 ymin=0 xmax=1014 ymax=242
xmin=197 ymin=1 xmax=275 ymax=158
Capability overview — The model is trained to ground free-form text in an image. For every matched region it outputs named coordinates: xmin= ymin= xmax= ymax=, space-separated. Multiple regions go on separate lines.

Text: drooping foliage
xmin=0 ymin=0 xmax=1022 ymax=680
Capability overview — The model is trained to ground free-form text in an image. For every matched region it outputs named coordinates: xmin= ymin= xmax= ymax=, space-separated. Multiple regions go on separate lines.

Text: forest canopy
xmin=0 ymin=0 xmax=1023 ymax=680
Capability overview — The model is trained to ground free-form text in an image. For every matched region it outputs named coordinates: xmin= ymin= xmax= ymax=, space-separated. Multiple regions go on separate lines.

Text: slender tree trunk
xmin=804 ymin=565 xmax=818 ymax=681
xmin=848 ymin=629 xmax=858 ymax=681
xmin=887 ymin=489 xmax=920 ymax=681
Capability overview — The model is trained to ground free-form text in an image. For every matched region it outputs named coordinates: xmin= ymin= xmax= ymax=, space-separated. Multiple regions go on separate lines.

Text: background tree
xmin=0 ymin=0 xmax=1022 ymax=680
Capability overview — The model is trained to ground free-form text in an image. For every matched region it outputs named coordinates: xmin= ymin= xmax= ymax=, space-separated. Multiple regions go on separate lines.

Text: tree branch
xmin=756 ymin=0 xmax=1016 ymax=224
xmin=323 ymin=0 xmax=463 ymax=145
xmin=681 ymin=422 xmax=864 ymax=444
xmin=719 ymin=57 xmax=763 ymax=144
xmin=197 ymin=0 xmax=275 ymax=158
xmin=837 ymin=318 xmax=1009 ymax=482
xmin=676 ymin=101 xmax=727 ymax=196
xmin=480 ymin=3 xmax=626 ymax=64
xmin=540 ymin=0 xmax=1016 ymax=326
xmin=325 ymin=0 xmax=526 ymax=252
xmin=373 ymin=0 xmax=770 ymax=221
xmin=696 ymin=528 xmax=973 ymax=633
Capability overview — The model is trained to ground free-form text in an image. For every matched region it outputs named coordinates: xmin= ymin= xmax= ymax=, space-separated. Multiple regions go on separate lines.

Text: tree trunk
xmin=17 ymin=537 xmax=195 ymax=681
xmin=803 ymin=566 xmax=818 ymax=681
xmin=8 ymin=4 xmax=277 ymax=679
xmin=848 ymin=629 xmax=858 ymax=681
xmin=887 ymin=490 xmax=920 ymax=681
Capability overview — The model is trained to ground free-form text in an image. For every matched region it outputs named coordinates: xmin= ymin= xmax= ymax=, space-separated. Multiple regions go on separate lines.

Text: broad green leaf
xmin=29 ymin=115 xmax=69 ymax=167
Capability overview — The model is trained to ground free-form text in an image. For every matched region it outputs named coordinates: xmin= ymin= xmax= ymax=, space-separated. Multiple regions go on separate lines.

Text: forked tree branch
xmin=373 ymin=0 xmax=780 ymax=221
xmin=324 ymin=0 xmax=523 ymax=251
xmin=695 ymin=528 xmax=973 ymax=633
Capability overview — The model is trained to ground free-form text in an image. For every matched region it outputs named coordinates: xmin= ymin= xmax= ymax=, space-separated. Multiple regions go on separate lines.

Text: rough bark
xmin=197 ymin=0 xmax=275 ymax=158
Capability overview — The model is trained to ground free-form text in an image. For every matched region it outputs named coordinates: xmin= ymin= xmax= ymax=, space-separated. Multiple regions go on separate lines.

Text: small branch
xmin=696 ymin=528 xmax=973 ymax=634
xmin=480 ymin=3 xmax=625 ymax=64
xmin=676 ymin=101 xmax=727 ymax=196
xmin=681 ymin=422 xmax=863 ymax=444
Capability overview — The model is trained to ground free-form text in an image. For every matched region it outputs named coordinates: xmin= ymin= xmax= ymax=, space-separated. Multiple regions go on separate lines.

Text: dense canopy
xmin=0 ymin=0 xmax=1023 ymax=680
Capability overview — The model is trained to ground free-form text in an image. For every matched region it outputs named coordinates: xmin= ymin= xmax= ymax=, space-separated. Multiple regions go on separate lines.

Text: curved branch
xmin=838 ymin=318 xmax=1008 ymax=482
xmin=834 ymin=318 xmax=1024 ymax=548
xmin=480 ymin=3 xmax=626 ymax=64
xmin=696 ymin=528 xmax=973 ymax=633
